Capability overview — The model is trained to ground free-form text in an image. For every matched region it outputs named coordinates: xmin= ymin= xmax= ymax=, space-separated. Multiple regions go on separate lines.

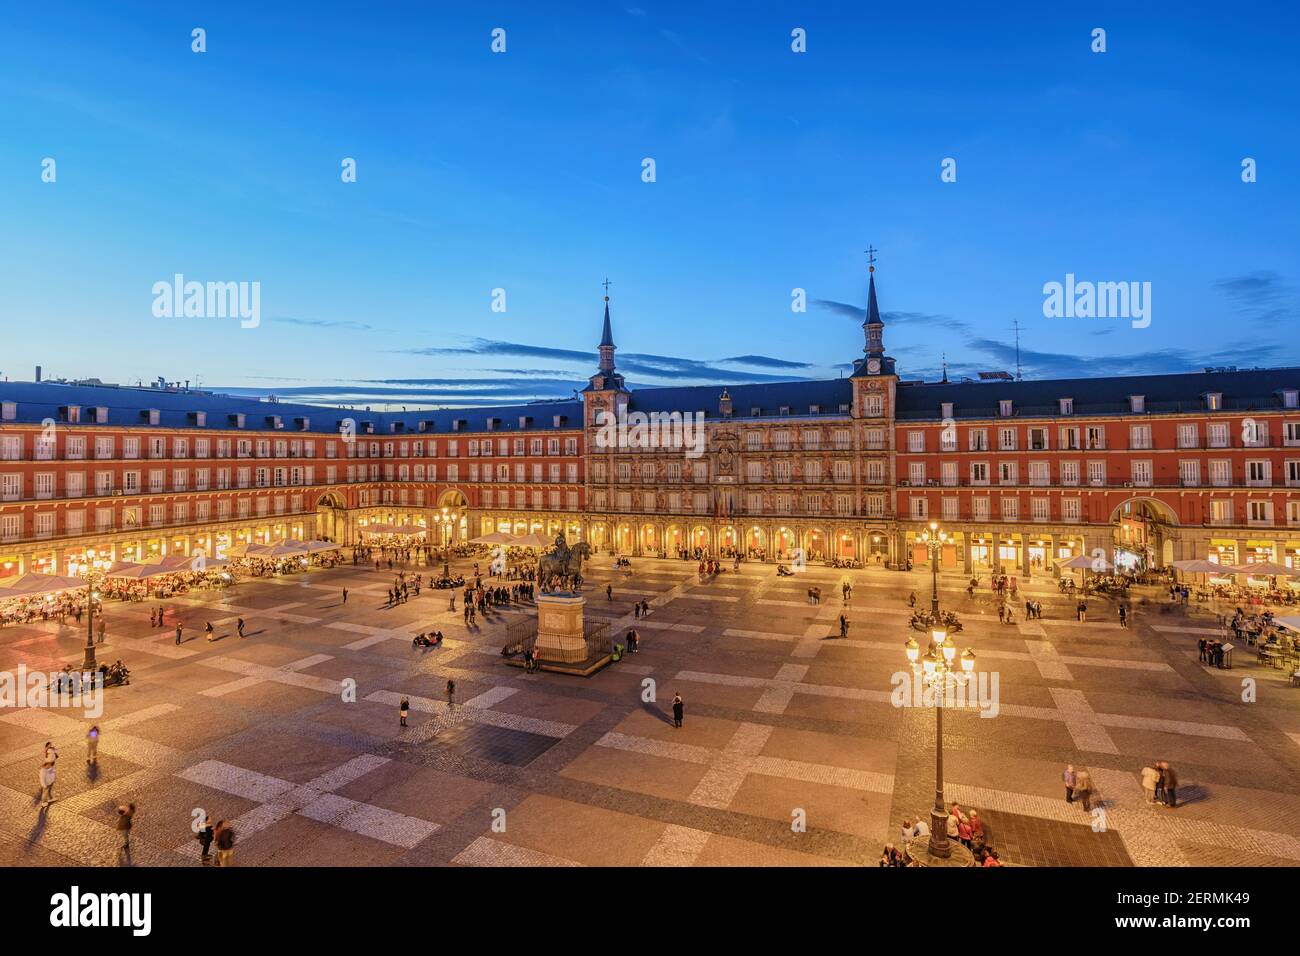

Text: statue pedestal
xmin=533 ymin=593 xmax=588 ymax=664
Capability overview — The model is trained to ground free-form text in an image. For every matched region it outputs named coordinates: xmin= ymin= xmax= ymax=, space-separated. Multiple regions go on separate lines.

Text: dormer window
xmin=91 ymin=406 xmax=110 ymax=423
xmin=999 ymin=400 xmax=1013 ymax=417
xmin=553 ymin=415 xmax=568 ymax=427
xmin=518 ymin=416 xmax=533 ymax=428
xmin=750 ymin=407 xmax=762 ymax=417
xmin=1281 ymin=389 xmax=1298 ymax=409
xmin=1059 ymin=398 xmax=1073 ymax=416
xmin=229 ymin=413 xmax=246 ymax=428
xmin=141 ymin=408 xmax=160 ymax=426
xmin=485 ymin=417 xmax=499 ymax=431
xmin=1205 ymin=392 xmax=1222 ymax=411
xmin=188 ymin=411 xmax=206 ymax=426
xmin=265 ymin=415 xmax=283 ymax=429
xmin=296 ymin=416 xmax=311 ymax=431
xmin=62 ymin=405 xmax=82 ymax=423
xmin=1129 ymin=395 xmax=1145 ymax=414
xmin=1 ymin=401 xmax=15 ymax=421
xmin=940 ymin=402 xmax=954 ymax=419
xmin=779 ymin=405 xmax=791 ymax=416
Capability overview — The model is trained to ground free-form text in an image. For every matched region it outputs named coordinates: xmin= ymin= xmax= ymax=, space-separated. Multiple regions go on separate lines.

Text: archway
xmin=615 ymin=523 xmax=633 ymax=553
xmin=690 ymin=525 xmax=711 ymax=555
xmin=774 ymin=527 xmax=795 ymax=560
xmin=746 ymin=526 xmax=767 ymax=559
xmin=1111 ymin=497 xmax=1178 ymax=571
xmin=316 ymin=492 xmax=347 ymax=542
xmin=640 ymin=523 xmax=659 ymax=554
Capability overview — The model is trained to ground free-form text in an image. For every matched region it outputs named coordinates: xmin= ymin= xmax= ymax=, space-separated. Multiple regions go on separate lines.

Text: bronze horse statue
xmin=536 ymin=533 xmax=592 ymax=588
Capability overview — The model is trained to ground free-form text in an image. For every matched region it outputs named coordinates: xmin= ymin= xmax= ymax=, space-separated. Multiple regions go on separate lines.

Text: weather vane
xmin=602 ymin=277 xmax=612 ymax=300
xmin=865 ymin=245 xmax=878 ymax=272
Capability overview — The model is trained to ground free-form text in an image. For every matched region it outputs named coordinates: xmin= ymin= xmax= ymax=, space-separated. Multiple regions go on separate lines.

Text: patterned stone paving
xmin=1 ymin=554 xmax=1299 ymax=867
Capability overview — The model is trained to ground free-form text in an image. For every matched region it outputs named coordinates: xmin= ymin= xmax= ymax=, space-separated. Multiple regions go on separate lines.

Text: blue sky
xmin=1 ymin=1 xmax=1297 ymax=408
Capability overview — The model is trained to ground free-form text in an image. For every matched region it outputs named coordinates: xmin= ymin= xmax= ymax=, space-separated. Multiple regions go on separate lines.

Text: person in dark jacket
xmin=197 ymin=814 xmax=215 ymax=862
xmin=672 ymin=693 xmax=684 ymax=728
xmin=1160 ymin=761 xmax=1179 ymax=808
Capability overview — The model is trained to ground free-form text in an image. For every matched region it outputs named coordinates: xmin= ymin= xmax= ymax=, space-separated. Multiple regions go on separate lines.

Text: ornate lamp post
xmin=81 ymin=548 xmax=110 ymax=671
xmin=905 ymin=626 xmax=976 ymax=865
xmin=919 ymin=521 xmax=948 ymax=615
xmin=437 ymin=506 xmax=458 ymax=579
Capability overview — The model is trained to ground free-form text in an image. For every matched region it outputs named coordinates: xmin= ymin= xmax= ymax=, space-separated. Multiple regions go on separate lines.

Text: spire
xmin=864 ymin=269 xmax=882 ymax=330
xmin=863 ymin=248 xmax=884 ymax=358
xmin=598 ymin=279 xmax=616 ymax=373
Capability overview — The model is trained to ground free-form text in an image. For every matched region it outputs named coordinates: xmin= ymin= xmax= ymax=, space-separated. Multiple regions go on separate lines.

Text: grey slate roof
xmin=894 ymin=368 xmax=1300 ymax=421
xmin=0 ymin=381 xmax=581 ymax=435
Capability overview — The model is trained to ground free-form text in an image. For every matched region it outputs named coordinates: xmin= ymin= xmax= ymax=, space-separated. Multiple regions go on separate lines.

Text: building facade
xmin=2 ymin=271 xmax=1299 ymax=578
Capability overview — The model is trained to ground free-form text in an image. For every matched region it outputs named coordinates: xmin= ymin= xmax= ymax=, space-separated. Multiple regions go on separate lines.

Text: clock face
xmin=867 ymin=358 xmax=881 ymax=374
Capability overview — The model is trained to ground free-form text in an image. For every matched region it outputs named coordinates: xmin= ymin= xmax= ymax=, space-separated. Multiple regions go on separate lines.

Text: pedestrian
xmin=157 ymin=606 xmax=165 ymax=627
xmin=1076 ymin=600 xmax=1087 ymax=622
xmin=606 ymin=584 xmax=613 ymax=601
xmin=96 ymin=617 xmax=106 ymax=644
xmin=196 ymin=814 xmax=215 ymax=863
xmin=446 ymin=679 xmax=456 ymax=711
xmin=908 ymin=591 xmax=916 ymax=608
xmin=38 ymin=760 xmax=56 ymax=808
xmin=839 ymin=614 xmax=849 ymax=638
xmin=399 ymin=696 xmax=410 ymax=727
xmin=1140 ymin=764 xmax=1159 ymax=803
xmin=174 ymin=622 xmax=184 ymax=645
xmin=214 ymin=820 xmax=235 ymax=866
xmin=672 ymin=692 xmax=684 ymax=728
xmin=1119 ymin=605 xmax=1128 ymax=628
xmin=1160 ymin=761 xmax=1178 ymax=808
xmin=342 ymin=588 xmax=349 ymax=605
xmin=150 ymin=608 xmax=157 ymax=627
xmin=1073 ymin=769 xmax=1094 ymax=812
xmin=237 ymin=618 xmax=245 ymax=639
xmin=86 ymin=725 xmax=99 ymax=765
xmin=116 ymin=802 xmax=136 ymax=851
xmin=205 ymin=621 xmax=215 ymax=642
xmin=1062 ymin=764 xmax=1076 ymax=803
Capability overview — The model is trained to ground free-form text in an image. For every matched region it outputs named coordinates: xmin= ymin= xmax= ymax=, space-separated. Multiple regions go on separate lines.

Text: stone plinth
xmin=533 ymin=593 xmax=587 ymax=664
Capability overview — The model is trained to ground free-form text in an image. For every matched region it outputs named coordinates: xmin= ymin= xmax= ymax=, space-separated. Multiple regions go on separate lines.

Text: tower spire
xmin=597 ymin=278 xmax=618 ymax=375
xmin=863 ymin=247 xmax=883 ymax=356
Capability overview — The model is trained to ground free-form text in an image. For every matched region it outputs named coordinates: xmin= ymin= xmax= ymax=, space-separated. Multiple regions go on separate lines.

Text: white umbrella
xmin=1225 ymin=561 xmax=1296 ymax=577
xmin=470 ymin=531 xmax=516 ymax=545
xmin=1058 ymin=554 xmax=1111 ymax=571
xmin=1172 ymin=559 xmax=1226 ymax=575
xmin=0 ymin=572 xmax=88 ymax=596
xmin=511 ymin=532 xmax=553 ymax=549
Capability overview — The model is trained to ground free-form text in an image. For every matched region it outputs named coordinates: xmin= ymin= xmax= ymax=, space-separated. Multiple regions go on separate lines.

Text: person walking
xmin=839 ymin=614 xmax=849 ymax=639
xmin=86 ymin=725 xmax=100 ymax=765
xmin=1062 ymin=764 xmax=1076 ymax=803
xmin=174 ymin=622 xmax=184 ymax=645
xmin=38 ymin=759 xmax=56 ymax=808
xmin=606 ymin=584 xmax=613 ymax=601
xmin=1118 ymin=605 xmax=1129 ymax=629
xmin=399 ymin=696 xmax=410 ymax=727
xmin=1160 ymin=761 xmax=1178 ymax=808
xmin=672 ymin=692 xmax=684 ymax=728
xmin=237 ymin=618 xmax=245 ymax=639
xmin=1076 ymin=600 xmax=1087 ymax=623
xmin=1140 ymin=764 xmax=1159 ymax=803
xmin=116 ymin=802 xmax=136 ymax=852
xmin=1073 ymin=769 xmax=1094 ymax=812
xmin=96 ymin=617 xmax=106 ymax=644
xmin=342 ymin=588 xmax=349 ymax=605
xmin=196 ymin=814 xmax=215 ymax=863
xmin=205 ymin=621 xmax=215 ymax=642
xmin=214 ymin=820 xmax=235 ymax=866
xmin=446 ymin=679 xmax=456 ymax=711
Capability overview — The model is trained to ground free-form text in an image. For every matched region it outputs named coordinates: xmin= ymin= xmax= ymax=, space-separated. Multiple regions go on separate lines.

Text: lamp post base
xmin=908 ymin=841 xmax=976 ymax=868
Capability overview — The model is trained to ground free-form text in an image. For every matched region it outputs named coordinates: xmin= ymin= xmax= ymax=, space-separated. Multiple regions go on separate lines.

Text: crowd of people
xmin=882 ymin=804 xmax=1004 ymax=867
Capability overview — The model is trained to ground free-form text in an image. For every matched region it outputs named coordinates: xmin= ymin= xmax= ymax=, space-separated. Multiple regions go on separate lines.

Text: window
xmin=909 ymin=496 xmax=929 ymax=519
xmin=999 ymin=461 xmax=1018 ymax=485
xmin=1209 ymin=460 xmax=1231 ymax=486
xmin=1000 ymin=497 xmax=1019 ymax=520
xmin=907 ymin=431 xmax=925 ymax=453
xmin=941 ymin=497 xmax=959 ymax=520
xmin=1087 ymin=461 xmax=1106 ymax=486
xmin=863 ymin=394 xmax=884 ymax=416
xmin=1131 ymin=460 xmax=1152 ymax=487
xmin=1178 ymin=460 xmax=1201 ymax=486
xmin=1060 ymin=461 xmax=1079 ymax=486
xmin=1177 ymin=423 xmax=1198 ymax=448
xmin=999 ymin=400 xmax=1013 ymax=417
xmin=1031 ymin=497 xmax=1050 ymax=521
xmin=1207 ymin=422 xmax=1229 ymax=448
xmin=1286 ymin=422 xmax=1300 ymax=447
xmin=1129 ymin=425 xmax=1152 ymax=449
xmin=1249 ymin=501 xmax=1274 ymax=524
xmin=1028 ymin=427 xmax=1048 ymax=450
xmin=1129 ymin=395 xmax=1145 ymax=413
xmin=998 ymin=428 xmax=1017 ymax=451
xmin=968 ymin=429 xmax=988 ymax=451
xmin=1246 ymin=460 xmax=1271 ymax=486
xmin=970 ymin=462 xmax=989 ymax=485
xmin=908 ymin=462 xmax=926 ymax=486
xmin=1028 ymin=461 xmax=1049 ymax=486
xmin=1061 ymin=498 xmax=1081 ymax=522
xmin=1242 ymin=420 xmax=1268 ymax=447
xmin=1205 ymin=392 xmax=1222 ymax=411
xmin=1059 ymin=398 xmax=1073 ymax=415
xmin=1085 ymin=426 xmax=1105 ymax=450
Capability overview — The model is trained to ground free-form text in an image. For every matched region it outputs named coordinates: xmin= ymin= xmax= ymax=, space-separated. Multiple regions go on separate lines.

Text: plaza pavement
xmin=2 ymin=553 xmax=1300 ymax=868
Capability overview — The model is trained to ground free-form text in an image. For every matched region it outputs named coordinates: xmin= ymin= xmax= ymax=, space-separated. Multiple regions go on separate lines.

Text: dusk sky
xmin=2 ymin=1 xmax=1297 ymax=409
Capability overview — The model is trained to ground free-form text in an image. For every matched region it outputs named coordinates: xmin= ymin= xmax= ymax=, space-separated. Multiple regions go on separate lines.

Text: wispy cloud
xmin=1212 ymin=270 xmax=1292 ymax=327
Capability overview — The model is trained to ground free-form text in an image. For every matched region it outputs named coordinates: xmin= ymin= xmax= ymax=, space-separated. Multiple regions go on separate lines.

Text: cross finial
xmin=602 ymin=277 xmax=612 ymax=300
xmin=865 ymin=245 xmax=878 ymax=273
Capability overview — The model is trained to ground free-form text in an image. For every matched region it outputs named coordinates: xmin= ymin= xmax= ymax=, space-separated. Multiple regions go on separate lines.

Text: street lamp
xmin=905 ymin=626 xmax=976 ymax=864
xmin=436 ymin=506 xmax=458 ymax=579
xmin=81 ymin=548 xmax=109 ymax=671
xmin=919 ymin=521 xmax=949 ymax=615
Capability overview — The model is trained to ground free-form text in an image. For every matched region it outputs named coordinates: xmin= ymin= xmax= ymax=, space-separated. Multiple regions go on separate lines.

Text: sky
xmin=1 ymin=0 xmax=1297 ymax=409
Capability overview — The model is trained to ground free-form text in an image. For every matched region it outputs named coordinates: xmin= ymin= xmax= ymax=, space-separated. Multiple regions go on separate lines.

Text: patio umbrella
xmin=470 ymin=532 xmax=516 ymax=545
xmin=301 ymin=540 xmax=342 ymax=554
xmin=0 ymin=572 xmax=88 ymax=596
xmin=1171 ymin=559 xmax=1225 ymax=574
xmin=105 ymin=563 xmax=153 ymax=579
xmin=1276 ymin=616 xmax=1300 ymax=633
xmin=510 ymin=532 xmax=553 ymax=549
xmin=1058 ymin=554 xmax=1112 ymax=571
xmin=1225 ymin=561 xmax=1296 ymax=577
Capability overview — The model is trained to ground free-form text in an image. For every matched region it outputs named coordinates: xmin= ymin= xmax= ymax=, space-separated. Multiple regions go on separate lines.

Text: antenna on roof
xmin=1011 ymin=320 xmax=1023 ymax=381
